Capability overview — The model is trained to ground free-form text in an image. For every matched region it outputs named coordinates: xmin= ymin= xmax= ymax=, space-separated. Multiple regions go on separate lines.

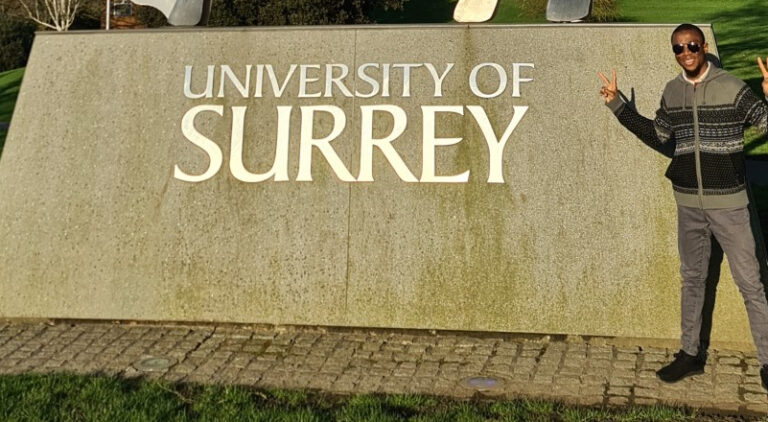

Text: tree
xmin=0 ymin=13 xmax=35 ymax=72
xmin=18 ymin=0 xmax=81 ymax=31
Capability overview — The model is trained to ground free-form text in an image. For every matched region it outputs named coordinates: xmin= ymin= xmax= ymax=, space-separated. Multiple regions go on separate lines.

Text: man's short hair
xmin=671 ymin=23 xmax=706 ymax=44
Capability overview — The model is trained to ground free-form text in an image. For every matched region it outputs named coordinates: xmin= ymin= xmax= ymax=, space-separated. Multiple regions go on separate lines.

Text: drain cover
xmin=132 ymin=356 xmax=176 ymax=372
xmin=460 ymin=376 xmax=505 ymax=390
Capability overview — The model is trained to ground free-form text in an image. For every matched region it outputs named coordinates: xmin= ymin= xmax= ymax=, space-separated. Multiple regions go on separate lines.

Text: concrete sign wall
xmin=0 ymin=25 xmax=755 ymax=346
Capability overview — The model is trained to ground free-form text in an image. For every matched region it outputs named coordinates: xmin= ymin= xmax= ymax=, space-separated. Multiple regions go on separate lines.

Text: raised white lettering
xmin=512 ymin=63 xmax=535 ymax=98
xmin=467 ymin=105 xmax=528 ymax=183
xmin=298 ymin=64 xmax=322 ymax=98
xmin=183 ymin=65 xmax=214 ymax=99
xmin=297 ymin=105 xmax=355 ymax=182
xmin=218 ymin=65 xmax=251 ymax=98
xmin=358 ymin=105 xmax=416 ymax=182
xmin=175 ymin=105 xmax=224 ymax=182
xmin=420 ymin=105 xmax=469 ymax=183
xmin=424 ymin=63 xmax=454 ymax=97
xmin=229 ymin=106 xmax=291 ymax=182
xmin=469 ymin=63 xmax=507 ymax=99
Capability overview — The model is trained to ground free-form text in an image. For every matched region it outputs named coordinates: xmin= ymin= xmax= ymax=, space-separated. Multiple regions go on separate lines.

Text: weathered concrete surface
xmin=0 ymin=25 xmax=756 ymax=348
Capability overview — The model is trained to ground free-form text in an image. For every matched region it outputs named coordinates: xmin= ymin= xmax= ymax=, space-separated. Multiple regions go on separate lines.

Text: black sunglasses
xmin=672 ymin=42 xmax=702 ymax=55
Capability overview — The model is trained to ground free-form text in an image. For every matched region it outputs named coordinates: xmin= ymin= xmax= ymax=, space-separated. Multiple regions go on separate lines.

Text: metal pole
xmin=106 ymin=0 xmax=110 ymax=30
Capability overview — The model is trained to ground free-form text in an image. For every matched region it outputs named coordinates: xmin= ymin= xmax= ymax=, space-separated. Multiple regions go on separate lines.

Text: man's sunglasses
xmin=672 ymin=42 xmax=702 ymax=55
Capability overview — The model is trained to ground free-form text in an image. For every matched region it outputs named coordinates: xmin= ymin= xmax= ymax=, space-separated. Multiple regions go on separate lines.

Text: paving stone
xmin=558 ymin=365 xmax=583 ymax=376
xmin=615 ymin=352 xmax=636 ymax=360
xmin=716 ymin=365 xmax=743 ymax=375
xmin=634 ymin=397 xmax=658 ymax=406
xmin=579 ymin=385 xmax=606 ymax=396
xmin=743 ymin=403 xmax=768 ymax=414
xmin=588 ymin=359 xmax=611 ymax=368
xmin=521 ymin=343 xmax=545 ymax=351
xmin=458 ymin=362 xmax=484 ymax=374
xmin=610 ymin=369 xmax=635 ymax=379
xmin=163 ymin=372 xmax=188 ymax=383
xmin=634 ymin=387 xmax=659 ymax=398
xmin=637 ymin=369 xmax=658 ymax=379
xmin=495 ymin=342 xmax=518 ymax=352
xmin=372 ymin=360 xmax=397 ymax=370
xmin=718 ymin=356 xmax=742 ymax=365
xmin=744 ymin=393 xmax=768 ymax=403
xmin=608 ymin=377 xmax=634 ymax=387
xmin=536 ymin=364 xmax=558 ymax=375
xmin=513 ymin=365 xmax=535 ymax=376
xmin=581 ymin=374 xmax=608 ymax=384
xmin=553 ymin=375 xmax=580 ymax=386
xmin=486 ymin=364 xmax=512 ymax=376
xmin=577 ymin=395 xmax=605 ymax=406
xmin=607 ymin=386 xmax=631 ymax=396
xmin=464 ymin=354 xmax=489 ymax=364
xmin=612 ymin=360 xmax=636 ymax=369
xmin=714 ymin=374 xmax=742 ymax=384
xmin=607 ymin=396 xmax=629 ymax=406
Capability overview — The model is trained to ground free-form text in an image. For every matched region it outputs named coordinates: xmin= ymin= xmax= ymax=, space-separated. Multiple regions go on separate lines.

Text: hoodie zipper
xmin=692 ymin=83 xmax=704 ymax=209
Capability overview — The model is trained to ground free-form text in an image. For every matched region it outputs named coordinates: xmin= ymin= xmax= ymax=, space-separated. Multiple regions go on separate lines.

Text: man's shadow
xmin=698 ymin=188 xmax=768 ymax=362
xmin=697 ymin=53 xmax=768 ymax=360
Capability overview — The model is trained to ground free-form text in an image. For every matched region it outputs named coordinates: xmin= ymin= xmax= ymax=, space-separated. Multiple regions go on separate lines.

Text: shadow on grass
xmin=703 ymin=0 xmax=768 ymax=76
xmin=0 ymin=372 xmax=726 ymax=421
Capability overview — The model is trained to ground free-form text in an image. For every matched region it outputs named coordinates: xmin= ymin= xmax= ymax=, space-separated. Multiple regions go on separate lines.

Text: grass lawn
xmin=0 ymin=372 xmax=738 ymax=421
xmin=0 ymin=67 xmax=24 ymax=153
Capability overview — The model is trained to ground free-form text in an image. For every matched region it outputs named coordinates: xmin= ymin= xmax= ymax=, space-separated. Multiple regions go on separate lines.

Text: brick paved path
xmin=0 ymin=321 xmax=766 ymax=415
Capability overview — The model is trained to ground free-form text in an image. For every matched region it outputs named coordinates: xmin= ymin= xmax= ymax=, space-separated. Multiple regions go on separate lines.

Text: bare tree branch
xmin=18 ymin=0 xmax=81 ymax=31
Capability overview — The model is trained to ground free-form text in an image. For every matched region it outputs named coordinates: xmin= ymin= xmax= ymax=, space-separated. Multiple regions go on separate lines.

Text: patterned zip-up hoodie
xmin=606 ymin=64 xmax=768 ymax=209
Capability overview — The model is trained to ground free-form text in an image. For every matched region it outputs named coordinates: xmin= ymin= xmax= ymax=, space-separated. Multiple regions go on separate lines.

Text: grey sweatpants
xmin=678 ymin=205 xmax=768 ymax=365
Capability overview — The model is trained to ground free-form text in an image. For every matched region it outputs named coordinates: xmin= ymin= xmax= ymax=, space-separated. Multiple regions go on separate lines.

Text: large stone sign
xmin=0 ymin=24 xmax=756 ymax=347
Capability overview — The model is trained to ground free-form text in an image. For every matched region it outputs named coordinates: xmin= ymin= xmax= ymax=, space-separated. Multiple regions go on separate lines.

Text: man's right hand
xmin=598 ymin=69 xmax=618 ymax=104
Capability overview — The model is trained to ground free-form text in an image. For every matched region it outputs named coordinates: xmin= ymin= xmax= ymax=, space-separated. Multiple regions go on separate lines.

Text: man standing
xmin=598 ymin=23 xmax=768 ymax=387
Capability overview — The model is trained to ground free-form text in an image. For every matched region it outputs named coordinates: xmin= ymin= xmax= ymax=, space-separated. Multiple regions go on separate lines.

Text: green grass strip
xmin=0 ymin=68 xmax=24 ymax=123
xmin=0 ymin=67 xmax=24 ymax=153
xmin=0 ymin=372 xmax=741 ymax=422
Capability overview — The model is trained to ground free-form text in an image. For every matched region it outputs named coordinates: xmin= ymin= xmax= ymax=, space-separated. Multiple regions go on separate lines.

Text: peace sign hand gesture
xmin=598 ymin=69 xmax=618 ymax=104
xmin=758 ymin=57 xmax=768 ymax=98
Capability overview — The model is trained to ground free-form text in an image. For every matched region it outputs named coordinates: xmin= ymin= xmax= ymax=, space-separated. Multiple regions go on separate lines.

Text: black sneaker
xmin=656 ymin=350 xmax=705 ymax=382
xmin=760 ymin=364 xmax=768 ymax=391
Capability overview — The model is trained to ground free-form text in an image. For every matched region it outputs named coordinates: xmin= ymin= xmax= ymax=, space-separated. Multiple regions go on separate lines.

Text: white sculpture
xmin=131 ymin=0 xmax=210 ymax=26
xmin=453 ymin=0 xmax=498 ymax=23
xmin=546 ymin=0 xmax=592 ymax=22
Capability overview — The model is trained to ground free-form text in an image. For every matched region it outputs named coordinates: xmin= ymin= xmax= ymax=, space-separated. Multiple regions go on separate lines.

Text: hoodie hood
xmin=675 ymin=62 xmax=728 ymax=109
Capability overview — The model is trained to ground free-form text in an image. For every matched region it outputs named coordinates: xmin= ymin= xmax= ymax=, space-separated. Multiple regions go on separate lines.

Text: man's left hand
xmin=758 ymin=57 xmax=768 ymax=97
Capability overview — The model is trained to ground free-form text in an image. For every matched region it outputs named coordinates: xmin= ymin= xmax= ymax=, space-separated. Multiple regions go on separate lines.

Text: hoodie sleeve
xmin=605 ymin=91 xmax=675 ymax=158
xmin=738 ymin=85 xmax=768 ymax=137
